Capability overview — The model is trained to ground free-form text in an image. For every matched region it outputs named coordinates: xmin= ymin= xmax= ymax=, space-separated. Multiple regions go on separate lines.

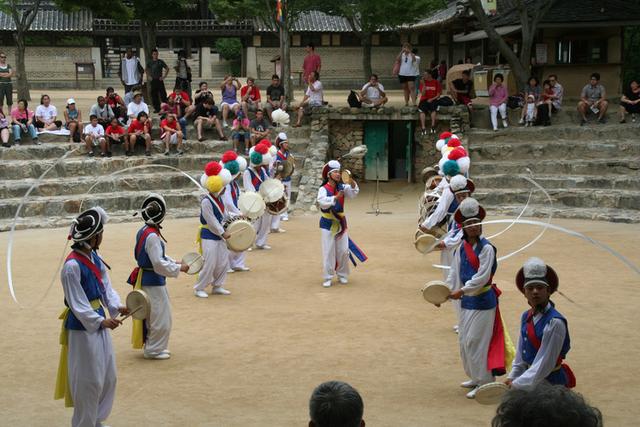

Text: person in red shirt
xmin=105 ymin=117 xmax=126 ymax=151
xmin=418 ymin=70 xmax=442 ymax=135
xmin=167 ymin=85 xmax=191 ymax=110
xmin=302 ymin=43 xmax=321 ymax=83
xmin=106 ymin=86 xmax=126 ymax=120
xmin=126 ymin=111 xmax=152 ymax=156
xmin=160 ymin=113 xmax=183 ymax=156
xmin=240 ymin=77 xmax=261 ymax=118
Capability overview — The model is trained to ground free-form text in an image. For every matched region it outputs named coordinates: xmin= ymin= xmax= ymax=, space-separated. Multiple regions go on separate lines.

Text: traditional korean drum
xmin=223 ymin=217 xmax=256 ymax=252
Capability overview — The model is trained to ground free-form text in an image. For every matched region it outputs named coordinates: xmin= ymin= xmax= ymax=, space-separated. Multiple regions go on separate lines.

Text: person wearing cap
xmin=272 ymin=132 xmax=292 ymax=227
xmin=194 ymin=162 xmax=233 ymax=298
xmin=317 ymin=160 xmax=360 ymax=288
xmin=446 ymin=197 xmax=513 ymax=399
xmin=221 ymin=151 xmax=251 ymax=272
xmin=64 ymin=98 xmax=83 ymax=144
xmin=438 ymin=175 xmax=475 ymax=333
xmin=243 ymin=142 xmax=273 ymax=249
xmin=126 ymin=91 xmax=149 ymax=124
xmin=419 ymin=160 xmax=461 ymax=235
xmin=55 ymin=207 xmax=127 ymax=427
xmin=506 ymin=257 xmax=575 ymax=390
xmin=129 ymin=194 xmax=189 ymax=359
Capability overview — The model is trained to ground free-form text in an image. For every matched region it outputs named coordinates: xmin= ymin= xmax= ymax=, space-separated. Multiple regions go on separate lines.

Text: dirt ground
xmin=0 ymin=182 xmax=638 ymax=426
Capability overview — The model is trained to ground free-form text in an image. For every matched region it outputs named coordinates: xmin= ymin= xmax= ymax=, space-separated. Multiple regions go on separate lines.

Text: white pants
xmin=458 ymin=307 xmax=496 ymax=385
xmin=194 ymin=239 xmax=229 ymax=291
xmin=67 ymin=329 xmax=117 ymax=427
xmin=229 ymin=250 xmax=247 ymax=269
xmin=490 ymin=103 xmax=507 ymax=129
xmin=441 ymin=248 xmax=461 ymax=322
xmin=142 ymin=285 xmax=171 ymax=356
xmin=271 ymin=181 xmax=292 ymax=230
xmin=254 ymin=213 xmax=271 ymax=247
xmin=321 ymin=229 xmax=350 ymax=280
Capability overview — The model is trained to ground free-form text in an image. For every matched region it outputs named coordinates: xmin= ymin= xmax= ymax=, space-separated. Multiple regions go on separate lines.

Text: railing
xmin=93 ymin=19 xmax=253 ymax=34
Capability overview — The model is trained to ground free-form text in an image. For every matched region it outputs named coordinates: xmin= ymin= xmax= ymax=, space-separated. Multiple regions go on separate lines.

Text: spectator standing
xmin=302 ymin=43 xmax=321 ymax=83
xmin=577 ymin=72 xmax=608 ymax=125
xmin=10 ymin=99 xmax=38 ymax=145
xmin=395 ymin=43 xmax=418 ymax=106
xmin=308 ymin=381 xmax=365 ymax=427
xmin=0 ymin=51 xmax=14 ymax=110
xmin=619 ymin=79 xmax=640 ymax=123
xmin=106 ymin=87 xmax=126 ymax=121
xmin=264 ymin=74 xmax=286 ymax=125
xmin=359 ymin=74 xmax=388 ymax=107
xmin=83 ymin=114 xmax=108 ymax=157
xmin=489 ymin=73 xmax=509 ymax=131
xmin=294 ymin=71 xmax=323 ymax=127
xmin=220 ymin=75 xmax=242 ymax=128
xmin=89 ymin=96 xmax=115 ymax=128
xmin=450 ymin=69 xmax=475 ymax=112
xmin=174 ymin=49 xmax=192 ymax=98
xmin=35 ymin=94 xmax=61 ymax=130
xmin=64 ymin=98 xmax=82 ymax=143
xmin=147 ymin=48 xmax=169 ymax=113
xmin=192 ymin=97 xmax=226 ymax=141
xmin=105 ymin=116 xmax=126 ymax=149
xmin=119 ymin=48 xmax=144 ymax=95
xmin=240 ymin=77 xmax=262 ymax=117
xmin=0 ymin=108 xmax=11 ymax=147
xmin=126 ymin=111 xmax=152 ymax=156
xmin=160 ymin=113 xmax=183 ymax=156
xmin=127 ymin=92 xmax=149 ymax=124
xmin=231 ymin=110 xmax=251 ymax=153
xmin=547 ymin=74 xmax=563 ymax=111
xmin=418 ymin=70 xmax=442 ymax=135
xmin=519 ymin=77 xmax=541 ymax=125
xmin=249 ymin=109 xmax=270 ymax=147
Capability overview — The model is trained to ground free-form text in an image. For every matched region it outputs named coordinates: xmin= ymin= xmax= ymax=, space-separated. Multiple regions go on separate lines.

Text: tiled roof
xmin=0 ymin=5 xmax=93 ymax=32
xmin=255 ymin=10 xmax=362 ymax=33
xmin=412 ymin=2 xmax=461 ymax=29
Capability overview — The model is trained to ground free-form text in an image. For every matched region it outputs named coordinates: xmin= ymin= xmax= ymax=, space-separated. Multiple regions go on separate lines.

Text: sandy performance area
xmin=0 ymin=182 xmax=638 ymax=426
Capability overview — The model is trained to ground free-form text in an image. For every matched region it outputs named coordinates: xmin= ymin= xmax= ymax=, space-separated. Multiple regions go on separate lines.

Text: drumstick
xmin=119 ymin=305 xmax=143 ymax=322
xmin=225 ymin=225 xmax=252 ymax=237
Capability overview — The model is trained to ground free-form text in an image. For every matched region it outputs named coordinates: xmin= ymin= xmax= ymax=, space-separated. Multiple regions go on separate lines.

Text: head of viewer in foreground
xmin=309 ymin=381 xmax=365 ymax=427
xmin=492 ymin=382 xmax=602 ymax=427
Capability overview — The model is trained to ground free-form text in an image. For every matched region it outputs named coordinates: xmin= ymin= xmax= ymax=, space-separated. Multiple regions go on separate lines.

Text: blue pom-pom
xmin=250 ymin=151 xmax=262 ymax=165
xmin=224 ymin=159 xmax=239 ymax=175
xmin=442 ymin=160 xmax=460 ymax=177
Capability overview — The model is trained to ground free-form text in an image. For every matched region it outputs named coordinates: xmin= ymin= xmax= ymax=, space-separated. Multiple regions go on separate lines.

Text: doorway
xmin=364 ymin=121 xmax=414 ymax=182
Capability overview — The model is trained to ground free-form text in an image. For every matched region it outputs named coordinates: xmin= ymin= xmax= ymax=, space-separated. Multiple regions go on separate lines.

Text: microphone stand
xmin=366 ymin=152 xmax=392 ymax=215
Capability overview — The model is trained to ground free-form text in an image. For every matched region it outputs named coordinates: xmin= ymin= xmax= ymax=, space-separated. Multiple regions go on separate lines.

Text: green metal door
xmin=406 ymin=121 xmax=413 ymax=183
xmin=364 ymin=121 xmax=389 ymax=181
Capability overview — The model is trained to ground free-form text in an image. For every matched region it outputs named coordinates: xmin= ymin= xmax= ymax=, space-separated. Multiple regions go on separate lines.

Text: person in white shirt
xmin=119 ymin=48 xmax=143 ymax=94
xmin=126 ymin=92 xmax=149 ymax=123
xmin=83 ymin=114 xmax=107 ymax=158
xmin=359 ymin=74 xmax=388 ymax=107
xmin=293 ymin=71 xmax=323 ymax=127
xmin=395 ymin=42 xmax=418 ymax=106
xmin=35 ymin=94 xmax=62 ymax=130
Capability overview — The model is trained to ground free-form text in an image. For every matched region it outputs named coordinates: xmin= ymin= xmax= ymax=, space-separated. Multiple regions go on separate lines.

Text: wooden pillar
xmin=447 ymin=28 xmax=454 ymax=67
xmin=433 ymin=31 xmax=440 ymax=64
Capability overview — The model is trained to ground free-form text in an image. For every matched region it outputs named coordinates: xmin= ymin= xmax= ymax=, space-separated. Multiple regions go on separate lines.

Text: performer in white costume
xmin=220 ymin=150 xmax=251 ymax=272
xmin=129 ymin=194 xmax=188 ymax=359
xmin=194 ymin=161 xmax=233 ymax=298
xmin=271 ymin=132 xmax=292 ymax=231
xmin=55 ymin=207 xmax=126 ymax=427
xmin=243 ymin=141 xmax=273 ymax=249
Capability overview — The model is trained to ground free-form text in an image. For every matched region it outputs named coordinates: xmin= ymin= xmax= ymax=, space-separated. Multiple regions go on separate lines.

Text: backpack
xmin=347 ymin=90 xmax=362 ymax=108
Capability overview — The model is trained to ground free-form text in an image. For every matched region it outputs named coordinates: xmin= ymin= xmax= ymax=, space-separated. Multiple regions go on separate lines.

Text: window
xmin=253 ymin=35 xmax=262 ymax=47
xmin=292 ymin=34 xmax=301 ymax=46
xmin=372 ymin=34 xmax=380 ymax=46
xmin=556 ymin=39 xmax=608 ymax=64
xmin=331 ymin=34 xmax=341 ymax=46
xmin=321 ymin=34 xmax=331 ymax=46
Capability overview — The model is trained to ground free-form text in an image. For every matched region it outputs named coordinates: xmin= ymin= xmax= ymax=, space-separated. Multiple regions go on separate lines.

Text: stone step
xmin=471 ymin=158 xmax=640 ymax=176
xmin=469 ymin=140 xmax=640 ymax=161
xmin=473 ymin=174 xmax=640 ymax=191
xmin=474 ymin=188 xmax=640 ymax=210
xmin=487 ymin=205 xmax=640 ymax=224
xmin=467 ymin=123 xmax=640 ymax=143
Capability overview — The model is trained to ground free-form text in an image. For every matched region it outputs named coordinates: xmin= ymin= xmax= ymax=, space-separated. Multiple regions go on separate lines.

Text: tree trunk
xmin=13 ymin=32 xmax=30 ymax=101
xmin=279 ymin=23 xmax=293 ymax=103
xmin=139 ymin=21 xmax=157 ymax=102
xmin=361 ymin=32 xmax=372 ymax=81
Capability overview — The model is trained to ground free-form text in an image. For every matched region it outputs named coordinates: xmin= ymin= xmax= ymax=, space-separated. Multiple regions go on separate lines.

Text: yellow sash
xmin=196 ymin=224 xmax=207 ymax=255
xmin=131 ymin=270 xmax=144 ymax=349
xmin=320 ymin=212 xmax=344 ymax=237
xmin=499 ymin=310 xmax=517 ymax=372
xmin=54 ymin=298 xmax=102 ymax=407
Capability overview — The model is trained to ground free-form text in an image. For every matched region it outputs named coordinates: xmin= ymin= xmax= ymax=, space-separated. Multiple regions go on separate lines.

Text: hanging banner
xmin=482 ymin=0 xmax=497 ymax=15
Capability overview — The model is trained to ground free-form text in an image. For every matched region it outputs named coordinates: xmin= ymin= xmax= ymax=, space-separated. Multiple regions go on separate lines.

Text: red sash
xmin=127 ymin=226 xmax=158 ymax=285
xmin=67 ymin=251 xmax=105 ymax=292
xmin=526 ymin=311 xmax=576 ymax=388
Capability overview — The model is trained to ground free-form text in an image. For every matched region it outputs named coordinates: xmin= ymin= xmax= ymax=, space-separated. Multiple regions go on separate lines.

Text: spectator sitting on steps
xmin=0 ymin=108 xmax=11 ymax=147
xmin=265 ymin=74 xmax=286 ymax=125
xmin=231 ymin=110 xmax=251 ymax=154
xmin=241 ymin=77 xmax=262 ymax=118
xmin=161 ymin=113 xmax=184 ymax=156
xmin=126 ymin=111 xmax=152 ymax=157
xmin=89 ymin=96 xmax=114 ymax=129
xmin=35 ymin=94 xmax=62 ymax=130
xmin=358 ymin=74 xmax=388 ymax=108
xmin=83 ymin=114 xmax=108 ymax=158
xmin=127 ymin=91 xmax=149 ymax=125
xmin=449 ymin=69 xmax=475 ymax=112
xmin=10 ymin=99 xmax=38 ymax=146
xmin=418 ymin=70 xmax=442 ymax=136
xmin=64 ymin=98 xmax=83 ymax=143
xmin=489 ymin=73 xmax=509 ymax=132
xmin=193 ymin=97 xmax=226 ymax=142
xmin=105 ymin=116 xmax=126 ymax=150
xmin=250 ymin=109 xmax=270 ymax=148
xmin=220 ymin=75 xmax=242 ymax=128
xmin=619 ymin=79 xmax=640 ymax=123
xmin=106 ymin=87 xmax=126 ymax=122
xmin=293 ymin=71 xmax=323 ymax=128
xmin=547 ymin=74 xmax=563 ymax=111
xmin=162 ymin=87 xmax=190 ymax=139
xmin=577 ymin=72 xmax=608 ymax=125
xmin=185 ymin=81 xmax=215 ymax=118
xmin=518 ymin=77 xmax=540 ymax=125
xmin=309 ymin=381 xmax=365 ymax=427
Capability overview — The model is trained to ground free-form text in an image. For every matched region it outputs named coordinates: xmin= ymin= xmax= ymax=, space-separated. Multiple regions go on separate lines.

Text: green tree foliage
xmin=215 ymin=38 xmax=243 ymax=61
xmin=623 ymin=26 xmax=640 ymax=86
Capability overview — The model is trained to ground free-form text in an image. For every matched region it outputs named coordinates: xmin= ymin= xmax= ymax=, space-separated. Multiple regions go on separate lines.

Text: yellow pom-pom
xmin=205 ymin=175 xmax=224 ymax=194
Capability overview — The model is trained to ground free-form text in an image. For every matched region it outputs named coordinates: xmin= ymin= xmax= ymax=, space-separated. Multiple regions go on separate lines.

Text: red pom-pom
xmin=448 ymin=147 xmax=467 ymax=161
xmin=447 ymin=137 xmax=461 ymax=148
xmin=439 ymin=131 xmax=452 ymax=140
xmin=259 ymin=138 xmax=272 ymax=147
xmin=205 ymin=161 xmax=222 ymax=176
xmin=221 ymin=150 xmax=238 ymax=163
xmin=255 ymin=143 xmax=269 ymax=155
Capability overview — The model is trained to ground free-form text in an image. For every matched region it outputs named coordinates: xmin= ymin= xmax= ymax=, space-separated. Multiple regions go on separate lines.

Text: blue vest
xmin=277 ymin=150 xmax=291 ymax=183
xmin=64 ymin=252 xmax=107 ymax=330
xmin=460 ymin=237 xmax=498 ymax=310
xmin=230 ymin=181 xmax=240 ymax=209
xmin=520 ymin=306 xmax=571 ymax=386
xmin=319 ymin=183 xmax=345 ymax=231
xmin=135 ymin=225 xmax=167 ymax=286
xmin=200 ymin=196 xmax=225 ymax=240
xmin=447 ymin=197 xmax=459 ymax=215
xmin=248 ymin=167 xmax=267 ymax=191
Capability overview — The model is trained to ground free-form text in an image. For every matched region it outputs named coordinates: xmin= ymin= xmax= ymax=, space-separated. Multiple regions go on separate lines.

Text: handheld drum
xmin=223 ymin=217 xmax=256 ymax=252
xmin=120 ymin=289 xmax=151 ymax=321
xmin=238 ymin=192 xmax=266 ymax=220
xmin=259 ymin=178 xmax=285 ymax=203
xmin=421 ymin=280 xmax=450 ymax=305
xmin=181 ymin=252 xmax=204 ymax=275
xmin=474 ymin=382 xmax=510 ymax=405
xmin=414 ymin=232 xmax=441 ymax=254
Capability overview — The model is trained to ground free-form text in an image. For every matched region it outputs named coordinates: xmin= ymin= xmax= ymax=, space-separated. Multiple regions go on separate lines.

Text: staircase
xmin=468 ymin=124 xmax=640 ymax=223
xmin=0 ymin=124 xmax=311 ymax=231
